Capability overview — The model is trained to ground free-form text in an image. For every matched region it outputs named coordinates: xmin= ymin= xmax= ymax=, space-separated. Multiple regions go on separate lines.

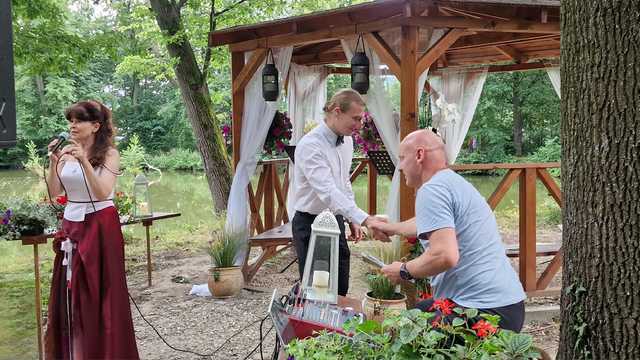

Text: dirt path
xmin=126 ymin=238 xmax=560 ymax=359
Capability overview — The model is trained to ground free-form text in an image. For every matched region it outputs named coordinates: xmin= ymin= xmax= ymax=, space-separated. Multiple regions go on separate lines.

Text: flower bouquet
xmin=0 ymin=198 xmax=59 ymax=241
xmin=263 ymin=110 xmax=293 ymax=157
xmin=352 ymin=112 xmax=384 ymax=155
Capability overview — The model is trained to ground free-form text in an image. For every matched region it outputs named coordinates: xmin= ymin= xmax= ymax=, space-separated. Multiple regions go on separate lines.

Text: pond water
xmin=0 ymin=168 xmax=561 ymax=232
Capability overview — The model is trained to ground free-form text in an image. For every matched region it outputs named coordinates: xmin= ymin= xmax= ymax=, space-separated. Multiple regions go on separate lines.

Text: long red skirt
xmin=45 ymin=206 xmax=139 ymax=359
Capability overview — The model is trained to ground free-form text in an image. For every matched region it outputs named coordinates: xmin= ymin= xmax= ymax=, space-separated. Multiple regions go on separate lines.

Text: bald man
xmin=374 ymin=129 xmax=526 ymax=332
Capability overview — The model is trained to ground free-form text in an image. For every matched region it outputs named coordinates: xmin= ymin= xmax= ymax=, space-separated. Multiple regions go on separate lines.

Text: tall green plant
xmin=366 ymin=274 xmax=401 ymax=300
xmin=207 ymin=230 xmax=244 ymax=268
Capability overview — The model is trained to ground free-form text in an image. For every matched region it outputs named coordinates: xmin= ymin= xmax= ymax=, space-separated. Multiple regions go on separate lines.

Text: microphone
xmin=48 ymin=132 xmax=69 ymax=157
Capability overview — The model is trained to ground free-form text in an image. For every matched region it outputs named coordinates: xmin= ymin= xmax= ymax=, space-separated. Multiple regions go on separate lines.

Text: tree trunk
xmin=512 ymin=72 xmax=523 ymax=156
xmin=34 ymin=75 xmax=45 ymax=109
xmin=559 ymin=1 xmax=640 ymax=359
xmin=149 ymin=0 xmax=232 ymax=211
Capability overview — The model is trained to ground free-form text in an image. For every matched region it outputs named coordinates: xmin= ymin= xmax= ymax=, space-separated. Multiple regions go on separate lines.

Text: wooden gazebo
xmin=210 ymin=0 xmax=562 ymax=295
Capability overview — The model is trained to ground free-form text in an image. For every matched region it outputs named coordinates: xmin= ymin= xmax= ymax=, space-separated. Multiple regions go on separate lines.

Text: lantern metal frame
xmin=300 ymin=210 xmax=341 ymax=304
xmin=350 ymin=33 xmax=370 ymax=95
xmin=262 ymin=48 xmax=279 ymax=101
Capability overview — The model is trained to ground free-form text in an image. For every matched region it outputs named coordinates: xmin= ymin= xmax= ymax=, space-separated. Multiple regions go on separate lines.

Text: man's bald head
xmin=398 ymin=129 xmax=448 ymax=187
xmin=403 ymin=129 xmax=445 ymax=153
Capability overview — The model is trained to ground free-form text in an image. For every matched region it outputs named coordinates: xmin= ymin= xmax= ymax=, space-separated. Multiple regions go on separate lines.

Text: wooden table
xmin=120 ymin=212 xmax=181 ymax=286
xmin=17 ymin=211 xmax=180 ymax=359
xmin=19 ymin=234 xmax=54 ymax=360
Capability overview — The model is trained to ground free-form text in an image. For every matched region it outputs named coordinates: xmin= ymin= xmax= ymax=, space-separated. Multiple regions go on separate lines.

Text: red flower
xmin=430 ymin=298 xmax=456 ymax=316
xmin=407 ymin=236 xmax=417 ymax=245
xmin=56 ymin=195 xmax=68 ymax=206
xmin=472 ymin=320 xmax=497 ymax=338
xmin=418 ymin=291 xmax=432 ymax=300
xmin=431 ymin=320 xmax=440 ymax=328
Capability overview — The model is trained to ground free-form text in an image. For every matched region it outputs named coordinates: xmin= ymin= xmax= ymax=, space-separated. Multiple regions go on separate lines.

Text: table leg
xmin=145 ymin=225 xmax=152 ymax=287
xmin=33 ymin=244 xmax=44 ymax=360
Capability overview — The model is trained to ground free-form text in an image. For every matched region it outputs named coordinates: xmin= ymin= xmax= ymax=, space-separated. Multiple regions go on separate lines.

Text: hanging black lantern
xmin=262 ymin=49 xmax=279 ymax=101
xmin=351 ymin=34 xmax=370 ymax=94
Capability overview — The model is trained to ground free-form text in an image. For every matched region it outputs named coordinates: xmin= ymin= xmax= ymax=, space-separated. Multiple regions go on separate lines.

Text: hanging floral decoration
xmin=352 ymin=112 xmax=385 ymax=155
xmin=263 ymin=110 xmax=292 ymax=156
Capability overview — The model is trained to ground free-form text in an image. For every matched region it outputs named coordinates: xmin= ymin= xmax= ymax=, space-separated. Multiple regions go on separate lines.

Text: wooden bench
xmin=243 ymin=222 xmax=294 ymax=282
xmin=505 ymin=243 xmax=561 ymax=258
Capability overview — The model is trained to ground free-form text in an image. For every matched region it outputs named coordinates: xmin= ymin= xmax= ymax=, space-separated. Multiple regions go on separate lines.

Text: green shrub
xmin=528 ymin=137 xmax=561 ymax=176
xmin=148 ymin=148 xmax=203 ymax=171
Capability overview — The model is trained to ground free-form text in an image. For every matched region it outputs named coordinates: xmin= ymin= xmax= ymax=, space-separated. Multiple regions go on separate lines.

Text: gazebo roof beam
xmin=439 ymin=5 xmax=512 ymax=21
xmin=417 ymin=28 xmax=469 ymax=75
xmin=228 ymin=15 xmax=406 ymax=52
xmin=405 ymin=16 xmax=559 ymax=34
xmin=450 ymin=33 xmax=558 ymax=50
xmin=495 ymin=44 xmax=525 ymax=62
xmin=364 ymin=32 xmax=401 ymax=80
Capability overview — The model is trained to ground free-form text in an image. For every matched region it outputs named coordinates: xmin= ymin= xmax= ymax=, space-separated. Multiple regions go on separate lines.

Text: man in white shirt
xmin=292 ymin=88 xmax=383 ymax=296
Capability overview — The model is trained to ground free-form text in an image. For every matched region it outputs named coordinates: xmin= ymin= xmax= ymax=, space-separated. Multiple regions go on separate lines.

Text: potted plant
xmin=0 ymin=197 xmax=58 ymax=241
xmin=363 ymin=273 xmax=406 ymax=322
xmin=286 ymin=306 xmax=550 ymax=359
xmin=207 ymin=230 xmax=244 ymax=298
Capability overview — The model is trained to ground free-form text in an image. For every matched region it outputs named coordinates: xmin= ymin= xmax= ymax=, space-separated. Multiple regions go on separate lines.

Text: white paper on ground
xmin=189 ymin=283 xmax=211 ymax=297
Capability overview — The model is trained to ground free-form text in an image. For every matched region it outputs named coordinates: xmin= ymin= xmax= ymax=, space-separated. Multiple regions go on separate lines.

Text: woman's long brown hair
xmin=64 ymin=100 xmax=115 ymax=168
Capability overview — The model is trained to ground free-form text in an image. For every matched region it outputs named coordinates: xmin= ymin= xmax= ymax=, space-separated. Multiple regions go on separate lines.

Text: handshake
xmin=361 ymin=215 xmax=396 ymax=242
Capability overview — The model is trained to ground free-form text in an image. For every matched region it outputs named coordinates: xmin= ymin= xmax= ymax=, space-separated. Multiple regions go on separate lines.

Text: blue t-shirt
xmin=416 ymin=169 xmax=525 ymax=309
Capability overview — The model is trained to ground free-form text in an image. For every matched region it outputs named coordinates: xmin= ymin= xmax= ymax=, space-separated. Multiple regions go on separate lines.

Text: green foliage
xmin=527 ymin=137 xmax=561 ymax=176
xmin=21 ymin=141 xmax=44 ymax=176
xmin=120 ymin=134 xmax=147 ymax=175
xmin=0 ymin=198 xmax=58 ymax=241
xmin=366 ymin=273 xmax=401 ymax=300
xmin=148 ymin=149 xmax=204 ymax=171
xmin=286 ymin=308 xmax=541 ymax=359
xmin=207 ymin=230 xmax=245 ymax=268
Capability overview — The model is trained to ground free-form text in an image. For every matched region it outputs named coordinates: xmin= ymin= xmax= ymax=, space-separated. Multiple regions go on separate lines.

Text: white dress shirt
xmin=293 ymin=121 xmax=368 ymax=225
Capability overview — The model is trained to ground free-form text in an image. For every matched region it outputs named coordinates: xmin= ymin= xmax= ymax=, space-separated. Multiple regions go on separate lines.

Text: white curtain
xmin=287 ymin=64 xmax=328 ymax=143
xmin=225 ymin=47 xmax=293 ymax=239
xmin=428 ymin=67 xmax=488 ymax=164
xmin=546 ymin=67 xmax=561 ymax=99
xmin=341 ymin=30 xmax=444 ymax=222
xmin=286 ymin=64 xmax=328 ymax=219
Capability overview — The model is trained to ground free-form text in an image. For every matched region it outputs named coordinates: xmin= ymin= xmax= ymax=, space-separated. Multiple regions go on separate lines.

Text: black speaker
xmin=0 ymin=0 xmax=17 ymax=149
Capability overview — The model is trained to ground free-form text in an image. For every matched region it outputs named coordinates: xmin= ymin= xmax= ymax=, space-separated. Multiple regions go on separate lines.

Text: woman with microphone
xmin=45 ymin=100 xmax=139 ymax=359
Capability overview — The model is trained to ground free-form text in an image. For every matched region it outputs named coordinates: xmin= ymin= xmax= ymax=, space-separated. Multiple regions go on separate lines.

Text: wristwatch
xmin=399 ymin=262 xmax=414 ymax=281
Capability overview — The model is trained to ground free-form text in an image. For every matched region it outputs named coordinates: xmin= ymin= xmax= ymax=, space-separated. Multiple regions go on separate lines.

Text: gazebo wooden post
xmin=231 ymin=51 xmax=245 ymax=169
xmin=519 ymin=168 xmax=538 ymax=291
xmin=399 ymin=24 xmax=419 ymax=221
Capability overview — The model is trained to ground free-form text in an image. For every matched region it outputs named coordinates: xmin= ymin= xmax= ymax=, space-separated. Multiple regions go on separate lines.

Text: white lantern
xmin=133 ymin=173 xmax=152 ymax=218
xmin=301 ymin=210 xmax=340 ymax=304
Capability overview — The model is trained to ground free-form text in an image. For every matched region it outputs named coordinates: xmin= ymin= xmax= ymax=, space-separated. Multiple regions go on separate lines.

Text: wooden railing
xmin=450 ymin=162 xmax=563 ymax=295
xmin=248 ymin=159 xmax=563 ymax=295
xmin=248 ymin=157 xmax=379 ymax=235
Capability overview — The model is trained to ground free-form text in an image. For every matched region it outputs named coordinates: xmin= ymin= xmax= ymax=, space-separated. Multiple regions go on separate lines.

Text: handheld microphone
xmin=48 ymin=132 xmax=69 ymax=156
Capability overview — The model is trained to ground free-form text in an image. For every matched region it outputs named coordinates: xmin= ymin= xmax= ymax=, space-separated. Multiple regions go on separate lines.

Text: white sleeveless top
xmin=59 ymin=161 xmax=115 ymax=222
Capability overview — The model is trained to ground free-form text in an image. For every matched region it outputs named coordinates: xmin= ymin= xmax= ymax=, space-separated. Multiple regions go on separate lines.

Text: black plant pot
xmin=20 ymin=225 xmax=45 ymax=237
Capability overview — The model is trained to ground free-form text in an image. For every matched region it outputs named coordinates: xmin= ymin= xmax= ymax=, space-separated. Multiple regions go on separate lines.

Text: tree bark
xmin=512 ymin=72 xmax=523 ymax=156
xmin=149 ymin=0 xmax=232 ymax=211
xmin=34 ymin=75 xmax=45 ymax=110
xmin=559 ymin=1 xmax=640 ymax=359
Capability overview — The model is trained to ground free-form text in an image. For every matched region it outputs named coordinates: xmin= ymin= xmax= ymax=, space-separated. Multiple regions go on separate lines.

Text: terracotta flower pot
xmin=362 ymin=291 xmax=407 ymax=323
xmin=208 ymin=266 xmax=243 ymax=298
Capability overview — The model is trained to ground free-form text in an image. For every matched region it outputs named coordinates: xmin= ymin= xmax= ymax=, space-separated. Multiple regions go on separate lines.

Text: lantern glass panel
xmin=133 ymin=174 xmax=152 ymax=218
xmin=303 ymin=234 xmax=338 ymax=303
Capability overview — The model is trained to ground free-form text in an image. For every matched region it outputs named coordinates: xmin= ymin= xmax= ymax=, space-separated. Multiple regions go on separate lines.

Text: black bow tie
xmin=336 ymin=135 xmax=344 ymax=146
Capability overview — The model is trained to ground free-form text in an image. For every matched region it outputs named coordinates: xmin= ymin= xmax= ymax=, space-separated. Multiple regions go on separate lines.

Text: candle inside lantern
xmin=312 ymin=270 xmax=330 ymax=288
